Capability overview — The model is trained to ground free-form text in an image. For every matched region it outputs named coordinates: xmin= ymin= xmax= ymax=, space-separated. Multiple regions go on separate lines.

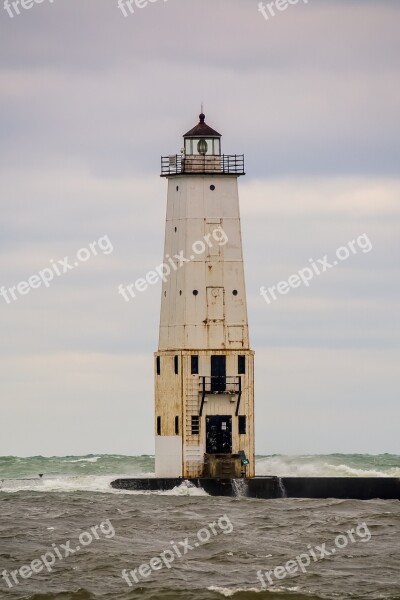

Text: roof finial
xmin=199 ymin=103 xmax=205 ymax=123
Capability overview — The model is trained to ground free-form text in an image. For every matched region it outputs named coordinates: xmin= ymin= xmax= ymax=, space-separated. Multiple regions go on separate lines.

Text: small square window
xmin=191 ymin=355 xmax=199 ymax=375
xmin=239 ymin=416 xmax=246 ymax=435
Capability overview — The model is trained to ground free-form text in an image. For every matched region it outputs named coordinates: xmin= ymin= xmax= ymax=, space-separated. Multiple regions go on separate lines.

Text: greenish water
xmin=0 ymin=454 xmax=399 ymax=491
xmin=0 ymin=455 xmax=399 ymax=599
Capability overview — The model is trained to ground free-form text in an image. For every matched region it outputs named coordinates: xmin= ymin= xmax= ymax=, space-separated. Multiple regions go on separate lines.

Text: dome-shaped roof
xmin=183 ymin=113 xmax=222 ymax=138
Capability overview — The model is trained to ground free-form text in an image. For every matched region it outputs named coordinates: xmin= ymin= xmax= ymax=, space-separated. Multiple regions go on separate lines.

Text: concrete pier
xmin=111 ymin=476 xmax=400 ymax=499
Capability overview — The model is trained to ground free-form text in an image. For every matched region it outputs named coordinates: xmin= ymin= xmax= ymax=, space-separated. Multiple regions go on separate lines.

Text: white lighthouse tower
xmin=155 ymin=113 xmax=255 ymax=479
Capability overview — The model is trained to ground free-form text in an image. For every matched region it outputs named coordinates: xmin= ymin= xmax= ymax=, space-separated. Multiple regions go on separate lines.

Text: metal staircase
xmin=184 ymin=375 xmax=203 ymax=477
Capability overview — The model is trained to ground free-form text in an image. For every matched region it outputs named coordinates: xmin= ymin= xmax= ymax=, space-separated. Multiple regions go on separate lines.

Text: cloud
xmin=241 ymin=178 xmax=400 ymax=217
xmin=0 ymin=0 xmax=399 ymax=455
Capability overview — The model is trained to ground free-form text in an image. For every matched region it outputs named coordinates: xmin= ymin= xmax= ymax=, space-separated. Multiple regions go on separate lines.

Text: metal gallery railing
xmin=199 ymin=376 xmax=242 ymax=416
xmin=161 ymin=154 xmax=245 ymax=176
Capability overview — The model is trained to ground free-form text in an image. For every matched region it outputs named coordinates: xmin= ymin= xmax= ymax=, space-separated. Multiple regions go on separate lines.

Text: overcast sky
xmin=0 ymin=0 xmax=399 ymax=457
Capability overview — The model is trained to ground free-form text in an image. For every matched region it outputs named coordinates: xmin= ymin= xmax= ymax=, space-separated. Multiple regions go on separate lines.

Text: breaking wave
xmin=255 ymin=454 xmax=400 ymax=477
xmin=0 ymin=454 xmax=399 ymax=495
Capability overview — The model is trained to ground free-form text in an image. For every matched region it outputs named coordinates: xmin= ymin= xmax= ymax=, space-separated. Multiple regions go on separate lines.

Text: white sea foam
xmin=208 ymin=586 xmax=263 ymax=597
xmin=66 ymin=456 xmax=102 ymax=463
xmin=0 ymin=476 xmax=209 ymax=496
xmin=255 ymin=456 xmax=400 ymax=478
xmin=0 ymin=475 xmax=119 ymax=494
xmin=162 ymin=481 xmax=209 ymax=496
xmin=209 ymin=586 xmax=301 ymax=596
xmin=327 ymin=463 xmax=400 ymax=477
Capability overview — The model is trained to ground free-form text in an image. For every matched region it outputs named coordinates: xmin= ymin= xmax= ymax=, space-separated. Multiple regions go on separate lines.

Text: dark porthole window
xmin=233 ymin=290 xmax=238 ymax=296
xmin=210 ymin=185 xmax=216 ymax=191
xmin=193 ymin=290 xmax=198 ymax=296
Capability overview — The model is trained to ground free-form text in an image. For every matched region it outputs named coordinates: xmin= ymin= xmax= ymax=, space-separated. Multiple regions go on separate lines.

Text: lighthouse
xmin=155 ymin=113 xmax=255 ymax=479
xmin=112 ymin=115 xmax=400 ymax=500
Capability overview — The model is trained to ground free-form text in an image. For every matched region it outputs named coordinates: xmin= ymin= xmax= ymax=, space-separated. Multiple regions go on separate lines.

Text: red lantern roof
xmin=183 ymin=113 xmax=222 ymax=138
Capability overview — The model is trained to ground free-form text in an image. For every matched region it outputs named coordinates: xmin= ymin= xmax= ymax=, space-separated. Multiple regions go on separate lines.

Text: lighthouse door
xmin=206 ymin=416 xmax=232 ymax=454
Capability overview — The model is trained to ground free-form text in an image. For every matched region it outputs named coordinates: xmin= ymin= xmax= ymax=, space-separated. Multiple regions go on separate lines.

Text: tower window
xmin=210 ymin=185 xmax=216 ymax=191
xmin=239 ymin=416 xmax=246 ymax=435
xmin=191 ymin=416 xmax=199 ymax=435
xmin=157 ymin=416 xmax=161 ymax=436
xmin=232 ymin=290 xmax=238 ymax=296
xmin=211 ymin=355 xmax=226 ymax=392
xmin=191 ymin=355 xmax=199 ymax=375
xmin=193 ymin=290 xmax=198 ymax=296
xmin=174 ymin=355 xmax=179 ymax=374
xmin=175 ymin=416 xmax=179 ymax=435
xmin=156 ymin=356 xmax=161 ymax=375
xmin=238 ymin=355 xmax=246 ymax=375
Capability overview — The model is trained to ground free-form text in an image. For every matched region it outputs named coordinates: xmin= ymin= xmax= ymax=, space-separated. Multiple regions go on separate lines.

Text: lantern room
xmin=183 ymin=113 xmax=222 ymax=156
xmin=161 ymin=112 xmax=245 ymax=177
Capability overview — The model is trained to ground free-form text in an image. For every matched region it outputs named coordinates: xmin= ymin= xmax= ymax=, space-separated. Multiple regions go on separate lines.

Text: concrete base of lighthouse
xmin=110 ymin=476 xmax=400 ymax=500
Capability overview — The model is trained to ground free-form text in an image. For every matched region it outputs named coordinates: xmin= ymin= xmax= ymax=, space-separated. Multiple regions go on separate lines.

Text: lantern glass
xmin=197 ymin=139 xmax=208 ymax=155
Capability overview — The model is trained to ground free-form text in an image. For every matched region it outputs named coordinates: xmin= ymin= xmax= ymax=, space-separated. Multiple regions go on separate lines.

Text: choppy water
xmin=1 ymin=454 xmax=400 ymax=494
xmin=0 ymin=455 xmax=399 ymax=599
